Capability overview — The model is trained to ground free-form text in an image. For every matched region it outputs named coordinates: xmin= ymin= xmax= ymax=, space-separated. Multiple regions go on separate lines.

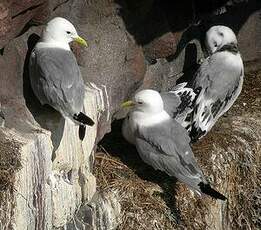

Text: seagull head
xmin=205 ymin=25 xmax=237 ymax=54
xmin=121 ymin=89 xmax=164 ymax=114
xmin=42 ymin=17 xmax=88 ymax=47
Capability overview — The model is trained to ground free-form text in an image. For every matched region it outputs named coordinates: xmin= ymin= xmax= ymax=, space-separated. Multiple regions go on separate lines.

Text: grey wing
xmin=29 ymin=48 xmax=85 ymax=117
xmin=160 ymin=92 xmax=181 ymax=118
xmin=189 ymin=54 xmax=244 ymax=139
xmin=122 ymin=113 xmax=136 ymax=145
xmin=135 ymin=120 xmax=205 ymax=191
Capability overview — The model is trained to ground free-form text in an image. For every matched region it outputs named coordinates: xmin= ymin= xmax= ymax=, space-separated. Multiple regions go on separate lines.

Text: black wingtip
xmin=79 ymin=125 xmax=86 ymax=141
xmin=74 ymin=112 xmax=95 ymax=126
xmin=189 ymin=123 xmax=206 ymax=143
xmin=199 ymin=182 xmax=227 ymax=201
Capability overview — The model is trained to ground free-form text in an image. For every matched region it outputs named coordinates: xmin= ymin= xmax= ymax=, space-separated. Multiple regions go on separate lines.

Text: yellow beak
xmin=74 ymin=36 xmax=88 ymax=47
xmin=121 ymin=100 xmax=136 ymax=108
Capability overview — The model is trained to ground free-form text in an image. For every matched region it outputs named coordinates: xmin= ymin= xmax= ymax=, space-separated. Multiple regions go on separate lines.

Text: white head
xmin=205 ymin=25 xmax=237 ymax=54
xmin=42 ymin=17 xmax=87 ymax=48
xmin=121 ymin=89 xmax=164 ymax=114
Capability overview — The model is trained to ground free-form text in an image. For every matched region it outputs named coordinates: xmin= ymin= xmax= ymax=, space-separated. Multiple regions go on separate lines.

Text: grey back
xmin=135 ymin=119 xmax=206 ymax=191
xmin=29 ymin=47 xmax=85 ymax=118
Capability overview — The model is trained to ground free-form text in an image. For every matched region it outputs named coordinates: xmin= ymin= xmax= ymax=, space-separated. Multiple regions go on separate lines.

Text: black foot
xmin=79 ymin=125 xmax=86 ymax=141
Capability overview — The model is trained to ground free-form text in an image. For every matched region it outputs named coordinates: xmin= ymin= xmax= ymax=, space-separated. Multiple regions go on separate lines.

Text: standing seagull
xmin=29 ymin=17 xmax=94 ymax=140
xmin=121 ymin=89 xmax=226 ymax=200
xmin=186 ymin=25 xmax=244 ymax=141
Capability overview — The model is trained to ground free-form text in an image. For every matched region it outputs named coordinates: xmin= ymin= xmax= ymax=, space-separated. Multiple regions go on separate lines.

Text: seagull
xmin=122 ymin=83 xmax=196 ymax=145
xmin=29 ymin=17 xmax=94 ymax=140
xmin=121 ymin=89 xmax=226 ymax=200
xmin=185 ymin=25 xmax=244 ymax=142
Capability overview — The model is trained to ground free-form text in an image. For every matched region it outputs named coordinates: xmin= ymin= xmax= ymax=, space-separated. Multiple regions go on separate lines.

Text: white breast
xmin=130 ymin=110 xmax=170 ymax=131
xmin=216 ymin=51 xmax=243 ymax=69
xmin=36 ymin=41 xmax=70 ymax=51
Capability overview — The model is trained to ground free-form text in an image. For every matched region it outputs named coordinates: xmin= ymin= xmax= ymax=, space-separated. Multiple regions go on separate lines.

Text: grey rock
xmin=65 ymin=190 xmax=121 ymax=230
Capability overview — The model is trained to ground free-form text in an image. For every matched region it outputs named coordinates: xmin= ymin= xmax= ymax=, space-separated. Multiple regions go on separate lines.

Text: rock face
xmin=0 ymin=0 xmax=260 ymax=229
xmin=0 ymin=87 xmax=100 ymax=229
xmin=65 ymin=190 xmax=121 ymax=229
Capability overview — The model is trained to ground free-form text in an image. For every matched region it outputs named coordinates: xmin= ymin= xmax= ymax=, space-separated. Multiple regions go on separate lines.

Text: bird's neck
xmin=217 ymin=43 xmax=238 ymax=54
xmin=38 ymin=37 xmax=71 ymax=51
xmin=130 ymin=110 xmax=170 ymax=130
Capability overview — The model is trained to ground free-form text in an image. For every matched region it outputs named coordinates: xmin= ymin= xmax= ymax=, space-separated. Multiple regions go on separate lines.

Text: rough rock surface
xmin=0 ymin=0 xmax=260 ymax=229
xmin=0 ymin=86 xmax=99 ymax=229
xmin=65 ymin=190 xmax=121 ymax=230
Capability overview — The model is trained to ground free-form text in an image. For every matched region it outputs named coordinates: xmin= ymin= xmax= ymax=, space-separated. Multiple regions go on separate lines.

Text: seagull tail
xmin=73 ymin=112 xmax=95 ymax=126
xmin=79 ymin=124 xmax=86 ymax=141
xmin=189 ymin=123 xmax=206 ymax=143
xmin=199 ymin=182 xmax=227 ymax=200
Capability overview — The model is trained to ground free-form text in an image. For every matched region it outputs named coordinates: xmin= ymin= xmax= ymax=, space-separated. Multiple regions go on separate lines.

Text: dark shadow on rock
xmin=23 ymin=33 xmax=64 ymax=155
xmin=115 ymin=0 xmax=167 ymax=46
xmin=115 ymin=0 xmax=237 ymax=47
xmin=0 ymin=48 xmax=4 ymax=56
xmin=99 ymin=119 xmax=182 ymax=223
xmin=115 ymin=0 xmax=195 ymax=46
xmin=168 ymin=24 xmax=204 ymax=62
xmin=202 ymin=0 xmax=261 ymax=35
xmin=23 ymin=33 xmax=40 ymax=105
xmin=178 ymin=0 xmax=261 ymax=55
xmin=116 ymin=0 xmax=260 ymax=66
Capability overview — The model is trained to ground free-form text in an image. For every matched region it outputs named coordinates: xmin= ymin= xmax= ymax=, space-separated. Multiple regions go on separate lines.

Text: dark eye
xmin=66 ymin=31 xmax=71 ymax=34
xmin=137 ymin=101 xmax=143 ymax=104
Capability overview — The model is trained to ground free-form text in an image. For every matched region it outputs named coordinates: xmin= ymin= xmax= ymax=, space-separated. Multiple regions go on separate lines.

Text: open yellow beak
xmin=121 ymin=100 xmax=136 ymax=108
xmin=74 ymin=36 xmax=88 ymax=47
